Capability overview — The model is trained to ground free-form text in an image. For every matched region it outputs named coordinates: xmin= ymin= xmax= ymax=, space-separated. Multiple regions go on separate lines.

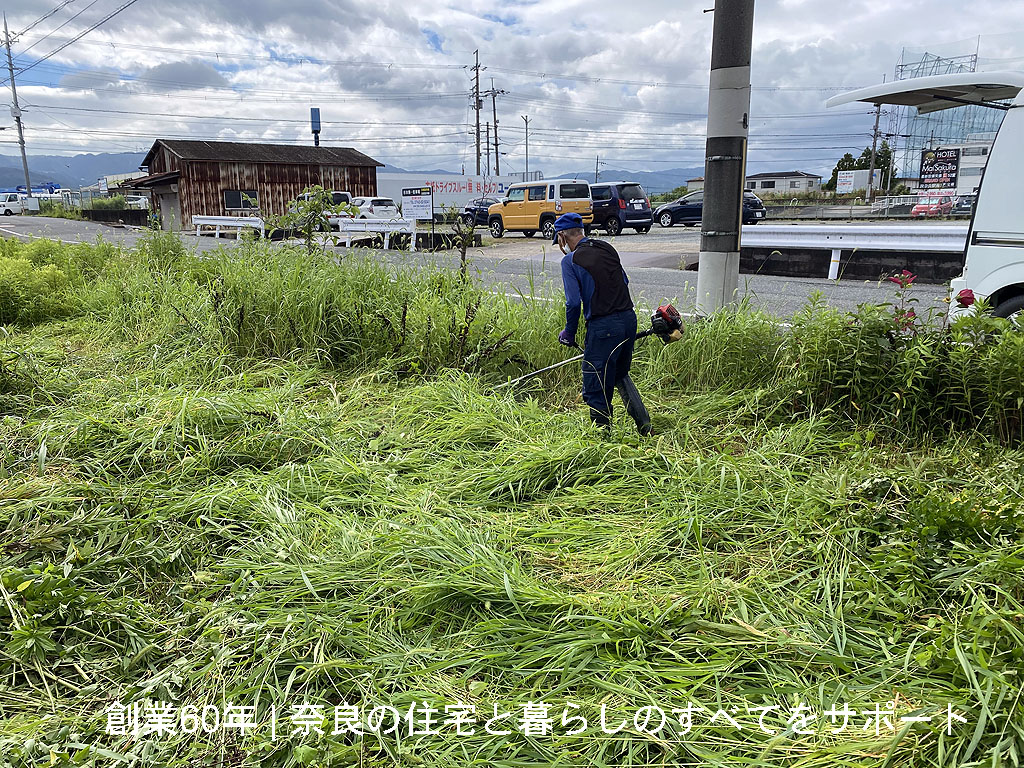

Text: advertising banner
xmin=920 ymin=148 xmax=960 ymax=189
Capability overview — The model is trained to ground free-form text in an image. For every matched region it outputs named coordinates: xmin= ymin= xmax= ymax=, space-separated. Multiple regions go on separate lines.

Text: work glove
xmin=558 ymin=329 xmax=575 ymax=347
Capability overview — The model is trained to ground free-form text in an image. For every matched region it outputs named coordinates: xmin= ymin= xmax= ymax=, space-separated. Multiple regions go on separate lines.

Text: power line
xmin=26 ymin=102 xmax=473 ymax=127
xmin=14 ymin=32 xmax=470 ymax=71
xmin=16 ymin=0 xmax=102 ymax=56
xmin=16 ymin=73 xmax=471 ymax=104
xmin=3 ymin=0 xmax=143 ymax=86
xmin=11 ymin=32 xmax=870 ymax=93
xmin=15 ymin=0 xmax=78 ymax=38
xmin=486 ymin=64 xmax=862 ymax=92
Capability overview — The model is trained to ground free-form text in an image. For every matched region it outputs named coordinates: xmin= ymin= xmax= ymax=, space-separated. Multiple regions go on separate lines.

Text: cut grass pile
xmin=1 ymin=234 xmax=1023 ymax=767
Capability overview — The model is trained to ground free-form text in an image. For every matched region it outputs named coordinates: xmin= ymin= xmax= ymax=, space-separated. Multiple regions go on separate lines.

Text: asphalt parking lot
xmin=0 ymin=215 xmax=952 ymax=319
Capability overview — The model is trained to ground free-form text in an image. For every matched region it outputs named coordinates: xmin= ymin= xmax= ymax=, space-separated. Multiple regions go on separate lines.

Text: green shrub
xmin=89 ymin=195 xmax=127 ymax=211
xmin=38 ymin=201 xmax=83 ymax=220
xmin=0 ymin=256 xmax=73 ymax=324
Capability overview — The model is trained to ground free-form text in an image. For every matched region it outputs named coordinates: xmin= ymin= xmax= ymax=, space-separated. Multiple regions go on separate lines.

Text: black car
xmin=462 ymin=197 xmax=501 ymax=227
xmin=590 ymin=181 xmax=653 ymax=235
xmin=952 ymin=194 xmax=976 ymax=216
xmin=655 ymin=190 xmax=766 ymax=227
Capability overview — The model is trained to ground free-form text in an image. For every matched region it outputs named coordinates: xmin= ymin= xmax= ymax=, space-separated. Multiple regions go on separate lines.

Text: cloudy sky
xmin=2 ymin=0 xmax=1023 ymax=178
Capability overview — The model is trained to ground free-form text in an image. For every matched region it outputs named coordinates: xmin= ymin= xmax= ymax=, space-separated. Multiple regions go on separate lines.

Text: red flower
xmin=887 ymin=270 xmax=918 ymax=289
xmin=955 ymin=288 xmax=976 ymax=308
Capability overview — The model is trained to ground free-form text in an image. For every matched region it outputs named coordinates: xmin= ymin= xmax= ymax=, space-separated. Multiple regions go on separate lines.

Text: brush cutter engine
xmin=641 ymin=303 xmax=684 ymax=344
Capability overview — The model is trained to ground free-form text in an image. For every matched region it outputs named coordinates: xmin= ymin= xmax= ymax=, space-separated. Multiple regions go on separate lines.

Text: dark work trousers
xmin=581 ymin=308 xmax=647 ymax=429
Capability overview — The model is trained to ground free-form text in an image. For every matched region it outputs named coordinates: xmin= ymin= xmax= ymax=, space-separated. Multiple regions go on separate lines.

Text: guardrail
xmin=742 ymin=224 xmax=968 ymax=280
xmin=193 ymin=215 xmax=265 ymax=238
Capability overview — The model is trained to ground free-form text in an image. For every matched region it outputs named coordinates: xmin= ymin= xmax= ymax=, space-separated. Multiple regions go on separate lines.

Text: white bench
xmin=192 ymin=215 xmax=265 ymax=238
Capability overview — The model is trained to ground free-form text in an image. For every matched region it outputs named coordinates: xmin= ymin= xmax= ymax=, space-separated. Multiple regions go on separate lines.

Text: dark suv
xmin=461 ymin=197 xmax=500 ymax=227
xmin=590 ymin=182 xmax=653 ymax=235
xmin=655 ymin=190 xmax=766 ymax=227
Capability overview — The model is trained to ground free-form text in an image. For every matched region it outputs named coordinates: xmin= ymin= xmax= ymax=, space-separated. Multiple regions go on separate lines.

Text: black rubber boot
xmin=616 ymin=376 xmax=652 ymax=436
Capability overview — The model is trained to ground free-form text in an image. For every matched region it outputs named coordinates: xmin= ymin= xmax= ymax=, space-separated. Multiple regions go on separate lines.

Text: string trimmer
xmin=495 ymin=303 xmax=683 ymax=390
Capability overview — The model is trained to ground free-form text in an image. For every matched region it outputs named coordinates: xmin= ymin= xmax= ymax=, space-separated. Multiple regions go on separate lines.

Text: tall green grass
xmin=1 ymin=233 xmax=1023 ymax=767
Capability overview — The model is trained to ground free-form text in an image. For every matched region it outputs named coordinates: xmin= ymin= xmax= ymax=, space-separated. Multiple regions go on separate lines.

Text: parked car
xmin=590 ymin=181 xmax=653 ymax=235
xmin=952 ymin=194 xmax=976 ymax=216
xmin=0 ymin=192 xmax=23 ymax=215
xmin=289 ymin=190 xmax=354 ymax=215
xmin=654 ymin=190 xmax=766 ymax=227
xmin=461 ymin=196 xmax=501 ymax=227
xmin=911 ymin=194 xmax=953 ymax=218
xmin=487 ymin=179 xmax=593 ymax=239
xmin=352 ymin=197 xmax=401 ymax=219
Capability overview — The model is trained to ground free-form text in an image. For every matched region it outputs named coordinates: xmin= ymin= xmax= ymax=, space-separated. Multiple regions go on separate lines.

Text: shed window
xmin=224 ymin=190 xmax=259 ymax=210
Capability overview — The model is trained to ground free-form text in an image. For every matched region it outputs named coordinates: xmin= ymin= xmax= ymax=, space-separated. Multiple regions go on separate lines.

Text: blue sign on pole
xmin=310 ymin=108 xmax=321 ymax=134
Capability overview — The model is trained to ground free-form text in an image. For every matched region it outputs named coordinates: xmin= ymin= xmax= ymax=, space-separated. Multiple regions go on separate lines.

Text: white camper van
xmin=827 ymin=73 xmax=1024 ymax=320
xmin=0 ymin=192 xmax=23 ymax=216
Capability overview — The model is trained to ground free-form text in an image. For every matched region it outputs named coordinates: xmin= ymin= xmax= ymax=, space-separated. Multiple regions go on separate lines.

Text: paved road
xmin=0 ymin=215 xmax=951 ymax=319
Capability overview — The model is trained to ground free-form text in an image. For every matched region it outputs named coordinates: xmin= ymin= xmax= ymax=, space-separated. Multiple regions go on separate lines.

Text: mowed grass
xmin=1 ymin=234 xmax=1023 ymax=768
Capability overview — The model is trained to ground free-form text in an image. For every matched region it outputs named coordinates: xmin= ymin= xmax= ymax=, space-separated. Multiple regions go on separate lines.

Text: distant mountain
xmin=0 ymin=152 xmax=145 ymax=188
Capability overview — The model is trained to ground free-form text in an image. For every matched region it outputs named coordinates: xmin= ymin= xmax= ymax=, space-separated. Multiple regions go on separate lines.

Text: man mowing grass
xmin=555 ymin=212 xmax=652 ymax=436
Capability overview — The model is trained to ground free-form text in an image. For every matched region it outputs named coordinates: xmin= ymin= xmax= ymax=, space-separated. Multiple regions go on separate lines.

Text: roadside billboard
xmin=836 ymin=170 xmax=857 ymax=193
xmin=920 ymin=148 xmax=960 ymax=189
xmin=401 ymin=187 xmax=433 ymax=221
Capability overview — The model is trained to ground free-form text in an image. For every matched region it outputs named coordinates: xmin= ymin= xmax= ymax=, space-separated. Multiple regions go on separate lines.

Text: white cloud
xmin=1 ymin=0 xmax=1022 ymax=177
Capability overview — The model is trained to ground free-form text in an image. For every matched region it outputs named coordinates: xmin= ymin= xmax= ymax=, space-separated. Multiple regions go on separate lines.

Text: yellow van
xmin=487 ymin=179 xmax=593 ymax=239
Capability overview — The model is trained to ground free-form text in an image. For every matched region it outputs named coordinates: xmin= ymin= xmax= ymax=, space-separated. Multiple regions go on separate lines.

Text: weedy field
xmin=1 ymin=232 xmax=1023 ymax=768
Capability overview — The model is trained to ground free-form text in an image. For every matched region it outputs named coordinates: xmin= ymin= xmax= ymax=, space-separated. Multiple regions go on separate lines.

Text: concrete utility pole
xmin=490 ymin=78 xmax=504 ymax=176
xmin=866 ymin=102 xmax=882 ymax=202
xmin=485 ymin=123 xmax=491 ymax=175
xmin=595 ymin=155 xmax=600 ymax=183
xmin=696 ymin=0 xmax=754 ymax=316
xmin=522 ymin=115 xmax=531 ymax=178
xmin=4 ymin=14 xmax=32 ymax=199
xmin=473 ymin=50 xmax=481 ymax=175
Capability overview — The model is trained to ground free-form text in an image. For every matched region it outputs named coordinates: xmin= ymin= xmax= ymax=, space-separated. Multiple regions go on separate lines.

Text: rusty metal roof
xmin=142 ymin=140 xmax=383 ymax=168
xmin=123 ymin=170 xmax=181 ymax=188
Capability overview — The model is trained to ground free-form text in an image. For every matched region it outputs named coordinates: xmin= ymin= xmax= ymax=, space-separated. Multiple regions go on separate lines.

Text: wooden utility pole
xmin=473 ymin=50 xmax=481 ymax=175
xmin=696 ymin=0 xmax=754 ymax=315
xmin=3 ymin=14 xmax=32 ymax=199
xmin=522 ymin=115 xmax=531 ymax=179
xmin=595 ymin=155 xmax=600 ymax=183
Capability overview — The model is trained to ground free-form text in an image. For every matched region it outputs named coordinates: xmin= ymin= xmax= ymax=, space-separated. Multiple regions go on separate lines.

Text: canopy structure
xmin=825 ymin=72 xmax=1024 ymax=113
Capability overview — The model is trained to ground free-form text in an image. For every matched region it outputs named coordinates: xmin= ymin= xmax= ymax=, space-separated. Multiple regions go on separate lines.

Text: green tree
xmin=651 ymin=185 xmax=690 ymax=205
xmin=268 ymin=186 xmax=357 ymax=257
xmin=823 ymin=141 xmax=895 ymax=191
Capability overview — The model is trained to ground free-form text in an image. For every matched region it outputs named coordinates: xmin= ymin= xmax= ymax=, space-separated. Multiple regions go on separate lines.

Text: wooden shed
xmin=127 ymin=139 xmax=383 ymax=230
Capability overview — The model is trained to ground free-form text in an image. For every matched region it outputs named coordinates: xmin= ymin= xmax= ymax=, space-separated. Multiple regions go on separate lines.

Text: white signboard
xmin=836 ymin=170 xmax=856 ymax=194
xmin=401 ymin=187 xmax=433 ymax=221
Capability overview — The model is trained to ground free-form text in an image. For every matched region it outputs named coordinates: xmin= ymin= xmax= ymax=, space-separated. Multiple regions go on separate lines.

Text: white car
xmin=351 ymin=197 xmax=401 ymax=219
xmin=0 ymin=192 xmax=23 ymax=215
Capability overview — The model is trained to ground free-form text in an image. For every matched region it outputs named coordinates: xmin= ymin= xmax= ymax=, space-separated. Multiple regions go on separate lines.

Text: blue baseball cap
xmin=552 ymin=212 xmax=584 ymax=244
